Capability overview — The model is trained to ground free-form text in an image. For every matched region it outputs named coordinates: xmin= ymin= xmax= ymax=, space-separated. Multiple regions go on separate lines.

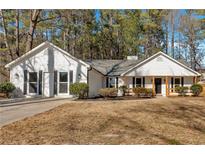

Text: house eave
xmin=5 ymin=41 xmax=91 ymax=69
xmin=120 ymin=51 xmax=201 ymax=77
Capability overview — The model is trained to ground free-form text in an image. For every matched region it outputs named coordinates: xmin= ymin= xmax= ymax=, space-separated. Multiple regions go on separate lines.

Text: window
xmin=29 ymin=72 xmax=37 ymax=93
xmin=59 ymin=72 xmax=68 ymax=93
xmin=109 ymin=77 xmax=116 ymax=88
xmin=175 ymin=78 xmax=180 ymax=87
xmin=135 ymin=78 xmax=142 ymax=87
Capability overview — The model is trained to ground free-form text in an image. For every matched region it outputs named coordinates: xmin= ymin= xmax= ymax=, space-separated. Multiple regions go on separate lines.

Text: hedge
xmin=98 ymin=88 xmax=117 ymax=98
xmin=190 ymin=84 xmax=203 ymax=96
xmin=132 ymin=87 xmax=153 ymax=98
xmin=70 ymin=83 xmax=89 ymax=99
xmin=0 ymin=82 xmax=16 ymax=98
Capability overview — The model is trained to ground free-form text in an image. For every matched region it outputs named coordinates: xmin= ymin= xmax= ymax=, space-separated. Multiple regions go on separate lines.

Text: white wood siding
xmin=88 ymin=69 xmax=104 ymax=97
xmin=126 ymin=55 xmax=197 ymax=76
xmin=10 ymin=46 xmax=88 ymax=97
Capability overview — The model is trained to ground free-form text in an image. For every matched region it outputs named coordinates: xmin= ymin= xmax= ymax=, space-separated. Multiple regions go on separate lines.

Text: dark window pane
xmin=29 ymin=72 xmax=37 ymax=82
xmin=175 ymin=78 xmax=180 ymax=87
xmin=59 ymin=83 xmax=68 ymax=93
xmin=60 ymin=72 xmax=68 ymax=82
xmin=29 ymin=83 xmax=37 ymax=93
xmin=109 ymin=77 xmax=115 ymax=88
xmin=175 ymin=78 xmax=180 ymax=84
xmin=136 ymin=78 xmax=141 ymax=87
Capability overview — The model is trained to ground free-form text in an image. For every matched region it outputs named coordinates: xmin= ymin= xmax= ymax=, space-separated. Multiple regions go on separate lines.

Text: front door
xmin=155 ymin=78 xmax=162 ymax=94
xmin=43 ymin=72 xmax=54 ymax=97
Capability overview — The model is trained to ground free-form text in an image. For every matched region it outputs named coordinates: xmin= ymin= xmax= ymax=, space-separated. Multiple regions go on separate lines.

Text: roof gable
xmin=121 ymin=52 xmax=200 ymax=76
xmin=5 ymin=41 xmax=90 ymax=69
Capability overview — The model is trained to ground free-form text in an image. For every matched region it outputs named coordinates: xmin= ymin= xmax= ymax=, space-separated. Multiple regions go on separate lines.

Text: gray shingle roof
xmin=86 ymin=59 xmax=143 ymax=76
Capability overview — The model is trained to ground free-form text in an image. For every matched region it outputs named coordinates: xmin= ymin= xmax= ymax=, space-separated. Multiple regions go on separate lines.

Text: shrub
xmin=132 ymin=87 xmax=153 ymax=97
xmin=69 ymin=83 xmax=89 ymax=99
xmin=133 ymin=87 xmax=146 ymax=95
xmin=119 ymin=85 xmax=128 ymax=96
xmin=146 ymin=88 xmax=154 ymax=97
xmin=0 ymin=82 xmax=16 ymax=98
xmin=190 ymin=84 xmax=203 ymax=96
xmin=98 ymin=88 xmax=117 ymax=98
xmin=175 ymin=86 xmax=189 ymax=96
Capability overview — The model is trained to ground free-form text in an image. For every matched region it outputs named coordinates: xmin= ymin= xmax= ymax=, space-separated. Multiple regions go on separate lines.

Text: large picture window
xmin=29 ymin=72 xmax=37 ymax=93
xmin=59 ymin=72 xmax=68 ymax=93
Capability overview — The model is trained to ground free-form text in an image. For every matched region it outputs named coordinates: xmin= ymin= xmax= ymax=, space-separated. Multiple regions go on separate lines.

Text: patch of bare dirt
xmin=0 ymin=97 xmax=205 ymax=144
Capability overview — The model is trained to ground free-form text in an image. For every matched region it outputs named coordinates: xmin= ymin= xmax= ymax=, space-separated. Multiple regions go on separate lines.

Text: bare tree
xmin=0 ymin=10 xmax=14 ymax=60
xmin=15 ymin=10 xmax=20 ymax=57
xmin=26 ymin=9 xmax=41 ymax=52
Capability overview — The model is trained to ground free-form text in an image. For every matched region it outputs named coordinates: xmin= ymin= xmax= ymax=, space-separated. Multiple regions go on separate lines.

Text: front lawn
xmin=0 ymin=97 xmax=205 ymax=144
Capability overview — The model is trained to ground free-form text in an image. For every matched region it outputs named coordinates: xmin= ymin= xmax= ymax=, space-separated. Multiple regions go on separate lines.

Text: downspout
xmin=87 ymin=66 xmax=92 ymax=98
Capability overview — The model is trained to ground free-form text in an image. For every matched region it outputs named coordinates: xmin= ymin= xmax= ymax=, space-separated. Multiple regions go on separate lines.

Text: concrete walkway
xmin=0 ymin=98 xmax=73 ymax=127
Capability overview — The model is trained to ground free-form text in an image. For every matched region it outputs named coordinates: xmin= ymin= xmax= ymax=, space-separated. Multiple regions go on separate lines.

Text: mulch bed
xmin=76 ymin=95 xmax=154 ymax=101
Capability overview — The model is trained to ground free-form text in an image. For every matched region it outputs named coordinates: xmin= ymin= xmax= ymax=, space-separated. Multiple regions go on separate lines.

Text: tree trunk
xmin=26 ymin=9 xmax=41 ymax=52
xmin=171 ymin=12 xmax=175 ymax=58
xmin=165 ymin=22 xmax=169 ymax=54
xmin=109 ymin=12 xmax=113 ymax=59
xmin=0 ymin=10 xmax=14 ymax=60
xmin=15 ymin=9 xmax=20 ymax=57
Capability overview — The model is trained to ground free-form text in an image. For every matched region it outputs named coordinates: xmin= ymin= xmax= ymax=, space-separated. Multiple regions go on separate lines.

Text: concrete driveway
xmin=0 ymin=98 xmax=72 ymax=127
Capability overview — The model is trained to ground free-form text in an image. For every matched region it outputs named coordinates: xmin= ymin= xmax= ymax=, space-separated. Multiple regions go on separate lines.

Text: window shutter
xmin=181 ymin=77 xmax=184 ymax=87
xmin=106 ymin=77 xmax=109 ymax=88
xmin=132 ymin=77 xmax=135 ymax=88
xmin=69 ymin=70 xmax=73 ymax=84
xmin=54 ymin=71 xmax=58 ymax=95
xmin=116 ymin=77 xmax=118 ymax=88
xmin=143 ymin=77 xmax=145 ymax=88
xmin=171 ymin=77 xmax=174 ymax=92
xmin=39 ymin=71 xmax=42 ymax=95
xmin=23 ymin=70 xmax=27 ymax=94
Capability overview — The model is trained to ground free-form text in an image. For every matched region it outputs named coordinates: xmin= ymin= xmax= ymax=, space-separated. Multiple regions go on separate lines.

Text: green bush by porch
xmin=132 ymin=87 xmax=153 ymax=98
xmin=190 ymin=84 xmax=203 ymax=96
xmin=69 ymin=83 xmax=89 ymax=99
xmin=175 ymin=86 xmax=189 ymax=96
xmin=98 ymin=88 xmax=117 ymax=98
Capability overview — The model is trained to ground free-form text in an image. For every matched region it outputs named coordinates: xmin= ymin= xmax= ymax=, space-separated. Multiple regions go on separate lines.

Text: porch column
xmin=195 ymin=76 xmax=197 ymax=84
xmin=152 ymin=76 xmax=155 ymax=96
xmin=166 ymin=76 xmax=169 ymax=96
xmin=193 ymin=76 xmax=197 ymax=84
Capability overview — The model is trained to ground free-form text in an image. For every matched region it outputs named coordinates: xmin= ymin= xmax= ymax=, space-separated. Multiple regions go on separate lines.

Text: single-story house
xmin=5 ymin=41 xmax=201 ymax=98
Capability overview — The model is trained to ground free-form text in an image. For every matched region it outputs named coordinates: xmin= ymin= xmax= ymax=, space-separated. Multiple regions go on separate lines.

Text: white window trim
xmin=58 ymin=72 xmax=69 ymax=94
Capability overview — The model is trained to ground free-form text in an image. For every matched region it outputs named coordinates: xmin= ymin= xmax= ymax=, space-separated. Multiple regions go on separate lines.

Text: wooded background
xmin=0 ymin=9 xmax=205 ymax=81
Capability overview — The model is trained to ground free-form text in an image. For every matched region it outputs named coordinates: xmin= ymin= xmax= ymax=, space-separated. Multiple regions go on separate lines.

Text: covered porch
xmin=107 ymin=76 xmax=198 ymax=96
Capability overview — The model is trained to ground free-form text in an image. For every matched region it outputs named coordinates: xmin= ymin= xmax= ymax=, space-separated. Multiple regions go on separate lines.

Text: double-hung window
xmin=175 ymin=78 xmax=180 ymax=87
xmin=135 ymin=78 xmax=142 ymax=87
xmin=109 ymin=77 xmax=116 ymax=88
xmin=29 ymin=72 xmax=38 ymax=93
xmin=59 ymin=72 xmax=68 ymax=93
